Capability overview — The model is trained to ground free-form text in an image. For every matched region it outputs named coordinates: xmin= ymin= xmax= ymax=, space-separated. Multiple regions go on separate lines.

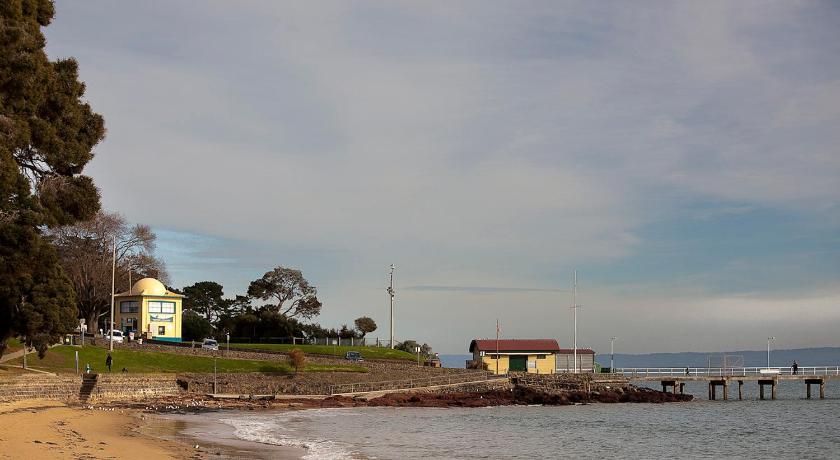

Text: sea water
xmin=219 ymin=380 xmax=840 ymax=459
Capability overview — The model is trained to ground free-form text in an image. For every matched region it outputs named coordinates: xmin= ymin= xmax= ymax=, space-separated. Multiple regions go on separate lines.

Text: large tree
xmin=47 ymin=211 xmax=168 ymax=329
xmin=182 ymin=281 xmax=226 ymax=323
xmin=247 ymin=266 xmax=322 ymax=320
xmin=354 ymin=316 xmax=377 ymax=338
xmin=0 ymin=0 xmax=106 ymax=357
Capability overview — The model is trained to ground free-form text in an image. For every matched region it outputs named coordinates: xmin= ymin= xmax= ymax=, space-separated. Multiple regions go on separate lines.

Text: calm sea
xmin=217 ymin=380 xmax=840 ymax=459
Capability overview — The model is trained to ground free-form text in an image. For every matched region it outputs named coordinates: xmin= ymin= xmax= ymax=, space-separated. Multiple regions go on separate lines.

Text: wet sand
xmin=149 ymin=413 xmax=306 ymax=459
xmin=0 ymin=399 xmax=303 ymax=459
xmin=0 ymin=399 xmax=193 ymax=459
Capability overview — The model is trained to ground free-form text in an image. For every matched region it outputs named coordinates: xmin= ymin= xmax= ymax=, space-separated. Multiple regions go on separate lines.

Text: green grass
xmin=4 ymin=338 xmax=23 ymax=354
xmin=9 ymin=345 xmax=367 ymax=374
xmin=229 ymin=343 xmax=417 ymax=361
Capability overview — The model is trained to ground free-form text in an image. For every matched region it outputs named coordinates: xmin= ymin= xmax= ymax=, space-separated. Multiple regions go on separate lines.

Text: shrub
xmin=288 ymin=348 xmax=306 ymax=373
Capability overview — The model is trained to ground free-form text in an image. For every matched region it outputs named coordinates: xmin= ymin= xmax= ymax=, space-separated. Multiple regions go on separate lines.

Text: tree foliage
xmin=182 ymin=310 xmax=213 ymax=342
xmin=354 ymin=316 xmax=377 ymax=337
xmin=182 ymin=281 xmax=227 ymax=323
xmin=47 ymin=211 xmax=167 ymax=329
xmin=247 ymin=266 xmax=322 ymax=319
xmin=0 ymin=1 xmax=105 ymax=357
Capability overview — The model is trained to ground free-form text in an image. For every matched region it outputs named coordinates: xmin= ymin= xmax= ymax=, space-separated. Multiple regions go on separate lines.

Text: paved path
xmin=0 ymin=349 xmax=25 ymax=364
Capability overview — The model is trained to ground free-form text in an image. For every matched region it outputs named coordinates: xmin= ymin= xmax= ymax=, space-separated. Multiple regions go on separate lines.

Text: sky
xmin=44 ymin=1 xmax=840 ymax=354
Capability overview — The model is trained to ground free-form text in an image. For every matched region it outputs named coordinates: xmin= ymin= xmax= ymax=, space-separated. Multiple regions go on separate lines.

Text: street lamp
xmin=610 ymin=337 xmax=617 ymax=372
xmin=767 ymin=337 xmax=775 ymax=368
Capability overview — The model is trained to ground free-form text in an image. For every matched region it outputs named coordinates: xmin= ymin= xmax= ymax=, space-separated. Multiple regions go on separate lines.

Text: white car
xmin=107 ymin=330 xmax=124 ymax=343
xmin=201 ymin=339 xmax=219 ymax=350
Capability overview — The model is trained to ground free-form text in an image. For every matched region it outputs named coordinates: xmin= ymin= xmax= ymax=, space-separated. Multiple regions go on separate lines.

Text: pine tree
xmin=0 ymin=0 xmax=105 ymax=357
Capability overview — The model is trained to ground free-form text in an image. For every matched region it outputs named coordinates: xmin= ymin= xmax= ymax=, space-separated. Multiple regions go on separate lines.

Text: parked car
xmin=344 ymin=351 xmax=364 ymax=362
xmin=201 ymin=339 xmax=219 ymax=350
xmin=107 ymin=330 xmax=124 ymax=343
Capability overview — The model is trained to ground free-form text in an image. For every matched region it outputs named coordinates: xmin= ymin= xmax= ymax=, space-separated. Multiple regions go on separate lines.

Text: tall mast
xmin=388 ymin=264 xmax=395 ymax=349
xmin=573 ymin=269 xmax=578 ymax=373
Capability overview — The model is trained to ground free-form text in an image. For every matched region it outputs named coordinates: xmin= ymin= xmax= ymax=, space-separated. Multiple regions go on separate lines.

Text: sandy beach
xmin=0 ymin=399 xmax=303 ymax=460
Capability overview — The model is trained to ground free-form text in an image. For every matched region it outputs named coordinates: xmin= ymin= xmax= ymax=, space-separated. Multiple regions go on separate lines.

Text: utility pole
xmin=572 ymin=270 xmax=578 ymax=373
xmin=387 ymin=264 xmax=395 ymax=349
xmin=496 ymin=319 xmax=500 ymax=375
xmin=767 ymin=336 xmax=775 ymax=368
xmin=610 ymin=337 xmax=617 ymax=372
xmin=109 ymin=236 xmax=116 ymax=352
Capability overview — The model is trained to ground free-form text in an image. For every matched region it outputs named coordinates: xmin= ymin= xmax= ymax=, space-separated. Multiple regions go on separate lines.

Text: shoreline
xmin=0 ymin=386 xmax=691 ymax=459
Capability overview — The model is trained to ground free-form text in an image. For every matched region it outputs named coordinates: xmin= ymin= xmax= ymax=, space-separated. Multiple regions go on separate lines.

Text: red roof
xmin=469 ymin=339 xmax=560 ymax=353
xmin=558 ymin=348 xmax=595 ymax=355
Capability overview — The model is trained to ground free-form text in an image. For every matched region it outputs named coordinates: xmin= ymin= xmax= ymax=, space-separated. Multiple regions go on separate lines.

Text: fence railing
xmin=616 ymin=366 xmax=840 ymax=378
xmin=230 ymin=337 xmax=401 ymax=348
xmin=328 ymin=371 xmax=504 ymax=395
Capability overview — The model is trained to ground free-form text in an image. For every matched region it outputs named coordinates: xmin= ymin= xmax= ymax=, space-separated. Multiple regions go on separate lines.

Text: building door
xmin=509 ymin=355 xmax=527 ymax=372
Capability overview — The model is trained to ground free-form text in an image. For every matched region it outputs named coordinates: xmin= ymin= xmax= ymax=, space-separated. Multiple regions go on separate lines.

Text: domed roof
xmin=130 ymin=278 xmax=167 ymax=296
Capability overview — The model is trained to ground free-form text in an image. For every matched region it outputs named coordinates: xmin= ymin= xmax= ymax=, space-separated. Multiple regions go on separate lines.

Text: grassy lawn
xmin=228 ymin=343 xmax=417 ymax=361
xmin=8 ymin=345 xmax=366 ymax=374
xmin=4 ymin=338 xmax=23 ymax=354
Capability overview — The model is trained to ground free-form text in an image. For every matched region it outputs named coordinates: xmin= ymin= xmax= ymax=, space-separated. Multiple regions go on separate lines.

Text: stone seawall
xmin=512 ymin=373 xmax=630 ymax=393
xmin=89 ymin=374 xmax=181 ymax=402
xmin=0 ymin=374 xmax=180 ymax=403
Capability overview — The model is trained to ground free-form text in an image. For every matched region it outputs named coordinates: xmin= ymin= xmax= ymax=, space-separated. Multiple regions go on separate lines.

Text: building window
xmin=120 ymin=301 xmax=139 ymax=313
xmin=148 ymin=301 xmax=176 ymax=314
xmin=536 ymin=355 xmax=546 ymax=359
xmin=158 ymin=326 xmax=166 ymax=335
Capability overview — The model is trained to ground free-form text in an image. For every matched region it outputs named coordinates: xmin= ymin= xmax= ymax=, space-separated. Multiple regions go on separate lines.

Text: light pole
xmin=767 ymin=336 xmax=775 ymax=368
xmin=387 ymin=264 xmax=395 ymax=349
xmin=571 ymin=270 xmax=579 ymax=373
xmin=610 ymin=337 xmax=617 ymax=372
xmin=109 ymin=236 xmax=116 ymax=352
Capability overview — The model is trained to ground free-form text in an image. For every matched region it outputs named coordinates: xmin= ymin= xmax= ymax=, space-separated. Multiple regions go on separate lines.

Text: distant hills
xmin=607 ymin=347 xmax=840 ymax=368
xmin=439 ymin=347 xmax=840 ymax=369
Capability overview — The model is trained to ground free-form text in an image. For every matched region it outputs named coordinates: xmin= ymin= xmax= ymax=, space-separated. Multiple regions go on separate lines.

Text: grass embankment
xmin=4 ymin=338 xmax=23 ymax=354
xmin=9 ymin=346 xmax=367 ymax=374
xmin=229 ymin=343 xmax=417 ymax=361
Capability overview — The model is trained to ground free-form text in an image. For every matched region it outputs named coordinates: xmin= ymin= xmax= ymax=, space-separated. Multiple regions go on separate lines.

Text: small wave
xmin=219 ymin=414 xmax=357 ymax=460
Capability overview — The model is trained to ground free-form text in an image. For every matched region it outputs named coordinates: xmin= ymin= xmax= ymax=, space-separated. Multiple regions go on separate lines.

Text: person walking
xmin=105 ymin=352 xmax=113 ymax=372
xmin=792 ymin=360 xmax=798 ymax=375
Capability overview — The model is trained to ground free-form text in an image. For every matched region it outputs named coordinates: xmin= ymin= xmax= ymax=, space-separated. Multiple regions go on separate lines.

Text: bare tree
xmin=46 ymin=211 xmax=168 ymax=329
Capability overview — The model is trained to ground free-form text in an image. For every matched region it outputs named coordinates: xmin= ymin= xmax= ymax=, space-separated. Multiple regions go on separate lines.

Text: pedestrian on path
xmin=105 ymin=352 xmax=112 ymax=372
xmin=792 ymin=361 xmax=798 ymax=375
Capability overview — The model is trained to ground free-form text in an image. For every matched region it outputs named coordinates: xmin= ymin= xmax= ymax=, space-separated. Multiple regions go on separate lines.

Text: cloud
xmin=44 ymin=0 xmax=840 ymax=352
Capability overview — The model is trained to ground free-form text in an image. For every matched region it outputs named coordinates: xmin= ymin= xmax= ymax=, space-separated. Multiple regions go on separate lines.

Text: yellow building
xmin=469 ymin=339 xmax=560 ymax=375
xmin=114 ymin=278 xmax=184 ymax=342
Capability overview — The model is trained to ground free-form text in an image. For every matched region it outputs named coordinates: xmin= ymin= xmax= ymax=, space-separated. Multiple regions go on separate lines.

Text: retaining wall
xmin=0 ymin=373 xmax=180 ymax=403
xmin=512 ymin=373 xmax=629 ymax=393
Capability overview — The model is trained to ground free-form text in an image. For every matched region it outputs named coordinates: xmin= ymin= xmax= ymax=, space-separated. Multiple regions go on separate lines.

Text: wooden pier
xmin=617 ymin=367 xmax=838 ymax=400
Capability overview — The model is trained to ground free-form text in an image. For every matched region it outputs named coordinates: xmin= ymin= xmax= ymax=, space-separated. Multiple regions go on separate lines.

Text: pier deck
xmin=616 ymin=367 xmax=839 ymax=400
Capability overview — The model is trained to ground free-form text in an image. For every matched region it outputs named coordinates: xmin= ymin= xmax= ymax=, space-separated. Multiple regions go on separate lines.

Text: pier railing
xmin=328 ymin=371 xmax=506 ymax=395
xmin=616 ymin=366 xmax=840 ymax=378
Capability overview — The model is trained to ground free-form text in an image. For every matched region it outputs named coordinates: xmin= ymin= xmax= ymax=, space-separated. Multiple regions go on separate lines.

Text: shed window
xmin=536 ymin=355 xmax=546 ymax=359
xmin=158 ymin=326 xmax=166 ymax=335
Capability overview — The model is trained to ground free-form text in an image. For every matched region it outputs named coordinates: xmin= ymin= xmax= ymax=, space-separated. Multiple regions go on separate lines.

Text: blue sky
xmin=45 ymin=1 xmax=840 ymax=353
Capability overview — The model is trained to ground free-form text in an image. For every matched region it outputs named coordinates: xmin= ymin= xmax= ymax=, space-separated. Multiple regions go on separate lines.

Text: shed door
xmin=509 ymin=355 xmax=527 ymax=372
